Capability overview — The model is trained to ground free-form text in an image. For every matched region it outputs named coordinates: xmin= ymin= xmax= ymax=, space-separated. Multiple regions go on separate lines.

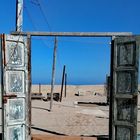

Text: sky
xmin=0 ymin=0 xmax=140 ymax=85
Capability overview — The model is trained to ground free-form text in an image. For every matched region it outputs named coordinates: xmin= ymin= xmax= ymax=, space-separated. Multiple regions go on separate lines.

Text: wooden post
xmin=16 ymin=0 xmax=23 ymax=31
xmin=64 ymin=73 xmax=67 ymax=98
xmin=27 ymin=34 xmax=32 ymax=137
xmin=39 ymin=83 xmax=41 ymax=94
xmin=60 ymin=65 xmax=66 ymax=102
xmin=50 ymin=37 xmax=58 ymax=111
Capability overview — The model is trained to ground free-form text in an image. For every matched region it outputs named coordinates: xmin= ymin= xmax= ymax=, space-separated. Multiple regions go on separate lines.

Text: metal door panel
xmin=116 ymin=71 xmax=133 ymax=94
xmin=5 ymin=41 xmax=24 ymax=67
xmin=6 ymin=125 xmax=25 ymax=140
xmin=6 ymin=98 xmax=25 ymax=124
xmin=5 ymin=71 xmax=25 ymax=96
xmin=116 ymin=126 xmax=131 ymax=140
xmin=116 ymin=99 xmax=132 ymax=122
xmin=117 ymin=42 xmax=136 ymax=66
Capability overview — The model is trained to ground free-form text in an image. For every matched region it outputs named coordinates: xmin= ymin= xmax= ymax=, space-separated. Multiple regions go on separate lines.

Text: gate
xmin=0 ymin=34 xmax=31 ymax=140
xmin=110 ymin=36 xmax=140 ymax=140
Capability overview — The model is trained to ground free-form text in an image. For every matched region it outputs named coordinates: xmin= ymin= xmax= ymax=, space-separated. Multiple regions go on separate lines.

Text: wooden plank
xmin=11 ymin=31 xmax=132 ymax=37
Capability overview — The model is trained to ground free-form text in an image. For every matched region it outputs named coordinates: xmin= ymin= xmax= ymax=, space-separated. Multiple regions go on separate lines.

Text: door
xmin=1 ymin=34 xmax=31 ymax=140
xmin=110 ymin=36 xmax=140 ymax=140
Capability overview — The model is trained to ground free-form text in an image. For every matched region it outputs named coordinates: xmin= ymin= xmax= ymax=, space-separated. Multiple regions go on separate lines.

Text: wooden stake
xmin=39 ymin=83 xmax=41 ymax=94
xmin=50 ymin=37 xmax=58 ymax=111
xmin=64 ymin=73 xmax=67 ymax=98
xmin=60 ymin=65 xmax=66 ymax=102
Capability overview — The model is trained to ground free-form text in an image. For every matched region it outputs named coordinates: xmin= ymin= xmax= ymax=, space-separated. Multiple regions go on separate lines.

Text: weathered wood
xmin=50 ymin=37 xmax=58 ymax=111
xmin=27 ymin=34 xmax=31 ymax=138
xmin=0 ymin=35 xmax=4 ymax=140
xmin=60 ymin=65 xmax=66 ymax=102
xmin=39 ymin=83 xmax=41 ymax=94
xmin=11 ymin=31 xmax=132 ymax=37
xmin=16 ymin=0 xmax=23 ymax=31
xmin=65 ymin=73 xmax=67 ymax=98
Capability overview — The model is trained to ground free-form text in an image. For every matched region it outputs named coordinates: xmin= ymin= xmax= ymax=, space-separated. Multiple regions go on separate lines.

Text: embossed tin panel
xmin=116 ymin=126 xmax=131 ymax=140
xmin=7 ymin=125 xmax=25 ymax=140
xmin=5 ymin=71 xmax=25 ymax=96
xmin=7 ymin=98 xmax=25 ymax=124
xmin=116 ymin=71 xmax=133 ymax=94
xmin=5 ymin=41 xmax=24 ymax=67
xmin=117 ymin=42 xmax=136 ymax=66
xmin=117 ymin=99 xmax=132 ymax=122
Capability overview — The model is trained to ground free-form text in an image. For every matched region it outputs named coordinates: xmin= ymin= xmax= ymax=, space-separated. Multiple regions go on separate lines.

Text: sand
xmin=31 ymin=84 xmax=140 ymax=137
xmin=31 ymin=85 xmax=108 ymax=137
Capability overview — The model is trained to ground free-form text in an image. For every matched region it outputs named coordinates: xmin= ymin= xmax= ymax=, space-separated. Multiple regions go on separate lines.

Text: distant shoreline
xmin=32 ymin=84 xmax=105 ymax=86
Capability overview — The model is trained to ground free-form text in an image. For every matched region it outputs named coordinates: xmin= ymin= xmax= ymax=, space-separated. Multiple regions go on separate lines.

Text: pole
xmin=109 ymin=37 xmax=114 ymax=140
xmin=39 ymin=83 xmax=41 ymax=94
xmin=64 ymin=73 xmax=67 ymax=98
xmin=27 ymin=34 xmax=31 ymax=137
xmin=50 ymin=37 xmax=58 ymax=111
xmin=16 ymin=0 xmax=23 ymax=31
xmin=60 ymin=65 xmax=66 ymax=102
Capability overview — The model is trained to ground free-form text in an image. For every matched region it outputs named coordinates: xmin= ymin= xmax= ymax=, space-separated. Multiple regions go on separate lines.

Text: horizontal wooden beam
xmin=11 ymin=31 xmax=133 ymax=37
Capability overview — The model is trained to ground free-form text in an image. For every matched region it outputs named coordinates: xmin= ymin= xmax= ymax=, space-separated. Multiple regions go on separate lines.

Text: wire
xmin=24 ymin=2 xmax=53 ymax=48
xmin=30 ymin=0 xmax=52 ymax=32
xmin=24 ymin=5 xmax=38 ymax=30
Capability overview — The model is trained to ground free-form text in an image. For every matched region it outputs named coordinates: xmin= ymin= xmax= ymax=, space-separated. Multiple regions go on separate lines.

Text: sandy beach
xmin=31 ymin=85 xmax=108 ymax=137
xmin=31 ymin=84 xmax=140 ymax=139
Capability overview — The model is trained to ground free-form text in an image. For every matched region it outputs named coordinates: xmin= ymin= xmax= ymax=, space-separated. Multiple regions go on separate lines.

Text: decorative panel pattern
xmin=7 ymin=98 xmax=25 ymax=124
xmin=5 ymin=42 xmax=24 ymax=67
xmin=117 ymin=72 xmax=132 ymax=94
xmin=116 ymin=127 xmax=131 ymax=140
xmin=117 ymin=99 xmax=132 ymax=122
xmin=7 ymin=125 xmax=25 ymax=140
xmin=117 ymin=42 xmax=135 ymax=66
xmin=6 ymin=71 xmax=24 ymax=96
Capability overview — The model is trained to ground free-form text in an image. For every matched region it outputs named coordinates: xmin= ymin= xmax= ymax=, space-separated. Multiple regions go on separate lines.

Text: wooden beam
xmin=11 ymin=31 xmax=132 ymax=37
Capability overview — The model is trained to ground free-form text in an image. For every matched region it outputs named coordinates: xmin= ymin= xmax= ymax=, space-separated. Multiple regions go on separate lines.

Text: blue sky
xmin=0 ymin=0 xmax=140 ymax=85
